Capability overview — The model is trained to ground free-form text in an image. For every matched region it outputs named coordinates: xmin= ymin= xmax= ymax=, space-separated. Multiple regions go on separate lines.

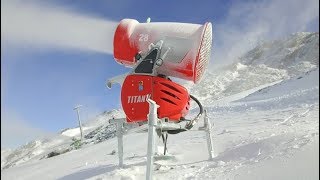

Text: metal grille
xmin=195 ymin=23 xmax=212 ymax=83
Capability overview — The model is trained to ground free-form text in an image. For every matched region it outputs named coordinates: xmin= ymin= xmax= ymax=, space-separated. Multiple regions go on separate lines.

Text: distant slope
xmin=240 ymin=32 xmax=319 ymax=70
xmin=239 ymin=68 xmax=319 ymax=103
xmin=190 ymin=32 xmax=318 ymax=102
xmin=1 ymin=110 xmax=124 ymax=170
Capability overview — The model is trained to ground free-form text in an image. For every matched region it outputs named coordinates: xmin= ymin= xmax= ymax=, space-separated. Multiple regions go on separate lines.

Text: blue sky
xmin=1 ymin=0 xmax=319 ymax=148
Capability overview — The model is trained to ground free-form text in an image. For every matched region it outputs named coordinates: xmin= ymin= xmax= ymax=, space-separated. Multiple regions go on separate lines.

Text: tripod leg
xmin=165 ymin=133 xmax=168 ymax=155
xmin=161 ymin=132 xmax=168 ymax=155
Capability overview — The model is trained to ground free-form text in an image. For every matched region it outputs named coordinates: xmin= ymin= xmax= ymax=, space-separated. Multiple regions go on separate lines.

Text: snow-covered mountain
xmin=1 ymin=32 xmax=319 ymax=179
xmin=240 ymin=32 xmax=318 ymax=69
xmin=190 ymin=32 xmax=318 ymax=102
xmin=1 ymin=109 xmax=125 ymax=170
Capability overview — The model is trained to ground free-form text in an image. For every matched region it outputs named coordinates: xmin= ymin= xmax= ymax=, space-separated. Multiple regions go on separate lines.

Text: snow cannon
xmin=109 ymin=18 xmax=212 ymax=128
xmin=108 ymin=19 xmax=215 ymax=167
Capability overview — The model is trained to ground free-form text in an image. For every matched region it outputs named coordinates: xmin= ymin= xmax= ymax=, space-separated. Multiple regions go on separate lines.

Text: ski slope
xmin=1 ymin=32 xmax=319 ymax=179
xmin=1 ymin=68 xmax=318 ymax=180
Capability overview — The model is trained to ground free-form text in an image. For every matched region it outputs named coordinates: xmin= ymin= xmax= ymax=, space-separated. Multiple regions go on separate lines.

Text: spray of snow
xmin=213 ymin=0 xmax=319 ymax=67
xmin=1 ymin=0 xmax=117 ymax=54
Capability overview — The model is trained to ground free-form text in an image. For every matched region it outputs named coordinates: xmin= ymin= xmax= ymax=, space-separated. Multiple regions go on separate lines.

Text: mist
xmin=212 ymin=0 xmax=319 ymax=67
xmin=1 ymin=0 xmax=117 ymax=54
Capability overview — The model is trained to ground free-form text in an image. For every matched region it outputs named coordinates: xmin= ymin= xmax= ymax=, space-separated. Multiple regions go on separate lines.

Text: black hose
xmin=167 ymin=94 xmax=203 ymax=134
xmin=185 ymin=94 xmax=204 ymax=130
xmin=190 ymin=95 xmax=204 ymax=117
xmin=167 ymin=129 xmax=186 ymax=134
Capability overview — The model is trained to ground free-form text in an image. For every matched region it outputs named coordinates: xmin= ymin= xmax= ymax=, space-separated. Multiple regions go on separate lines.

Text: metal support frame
xmin=116 ymin=119 xmax=125 ymax=167
xmin=204 ymin=110 xmax=214 ymax=160
xmin=111 ymin=99 xmax=214 ymax=180
xmin=146 ymin=99 xmax=159 ymax=180
xmin=110 ymin=118 xmax=126 ymax=167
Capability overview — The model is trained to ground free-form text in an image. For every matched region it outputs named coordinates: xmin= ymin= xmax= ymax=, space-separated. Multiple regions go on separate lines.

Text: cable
xmin=167 ymin=94 xmax=203 ymax=134
xmin=185 ymin=94 xmax=203 ymax=130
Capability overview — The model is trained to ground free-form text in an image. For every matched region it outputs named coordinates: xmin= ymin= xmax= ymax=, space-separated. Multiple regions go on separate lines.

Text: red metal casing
xmin=113 ymin=19 xmax=212 ymax=83
xmin=121 ymin=75 xmax=190 ymax=123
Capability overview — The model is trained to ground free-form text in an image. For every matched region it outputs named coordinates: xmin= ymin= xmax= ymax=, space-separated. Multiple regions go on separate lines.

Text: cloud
xmin=1 ymin=110 xmax=53 ymax=149
xmin=212 ymin=0 xmax=319 ymax=66
xmin=1 ymin=0 xmax=118 ymax=54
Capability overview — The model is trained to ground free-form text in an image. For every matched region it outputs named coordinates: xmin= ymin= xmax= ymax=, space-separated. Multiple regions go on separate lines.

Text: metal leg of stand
xmin=146 ymin=99 xmax=159 ymax=180
xmin=116 ymin=120 xmax=124 ymax=168
xmin=204 ymin=110 xmax=214 ymax=160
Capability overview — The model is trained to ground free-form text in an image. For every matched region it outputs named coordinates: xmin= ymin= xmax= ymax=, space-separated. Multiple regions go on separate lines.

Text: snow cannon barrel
xmin=113 ymin=19 xmax=212 ymax=83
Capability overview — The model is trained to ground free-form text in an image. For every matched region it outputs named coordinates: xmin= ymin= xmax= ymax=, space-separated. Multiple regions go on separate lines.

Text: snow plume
xmin=1 ymin=0 xmax=117 ymax=54
xmin=212 ymin=0 xmax=319 ymax=66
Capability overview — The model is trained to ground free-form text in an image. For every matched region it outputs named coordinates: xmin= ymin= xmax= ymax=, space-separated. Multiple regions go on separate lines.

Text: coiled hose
xmin=167 ymin=94 xmax=204 ymax=134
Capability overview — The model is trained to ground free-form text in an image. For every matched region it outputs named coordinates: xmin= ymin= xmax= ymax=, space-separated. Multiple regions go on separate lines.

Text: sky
xmin=1 ymin=0 xmax=319 ymax=149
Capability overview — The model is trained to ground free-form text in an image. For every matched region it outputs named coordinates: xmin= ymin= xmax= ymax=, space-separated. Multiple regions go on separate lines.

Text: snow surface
xmin=61 ymin=127 xmax=91 ymax=137
xmin=1 ymin=32 xmax=319 ymax=179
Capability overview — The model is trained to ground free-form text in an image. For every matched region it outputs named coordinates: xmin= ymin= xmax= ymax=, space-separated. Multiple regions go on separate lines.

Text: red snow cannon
xmin=111 ymin=19 xmax=212 ymax=124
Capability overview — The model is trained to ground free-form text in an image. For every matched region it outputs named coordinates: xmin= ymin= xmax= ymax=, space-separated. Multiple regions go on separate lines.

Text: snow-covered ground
xmin=1 ymin=32 xmax=319 ymax=179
